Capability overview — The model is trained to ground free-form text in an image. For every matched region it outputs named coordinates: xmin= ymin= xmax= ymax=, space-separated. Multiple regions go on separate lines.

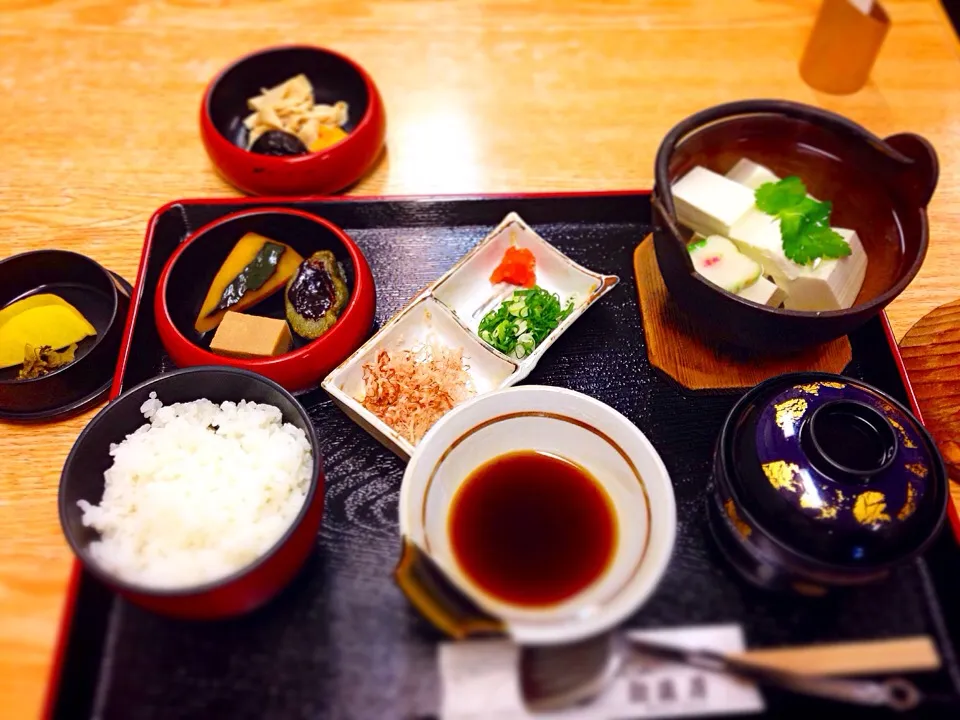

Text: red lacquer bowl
xmin=200 ymin=45 xmax=386 ymax=196
xmin=59 ymin=366 xmax=325 ymax=619
xmin=155 ymin=208 xmax=375 ymax=391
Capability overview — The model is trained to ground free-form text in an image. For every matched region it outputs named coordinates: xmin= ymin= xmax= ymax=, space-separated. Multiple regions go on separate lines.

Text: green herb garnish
xmin=687 ymin=237 xmax=708 ymax=252
xmin=754 ymin=177 xmax=850 ymax=265
xmin=478 ymin=286 xmax=574 ymax=359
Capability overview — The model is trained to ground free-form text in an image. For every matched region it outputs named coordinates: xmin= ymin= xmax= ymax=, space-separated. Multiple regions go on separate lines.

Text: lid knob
xmin=801 ymin=400 xmax=898 ymax=482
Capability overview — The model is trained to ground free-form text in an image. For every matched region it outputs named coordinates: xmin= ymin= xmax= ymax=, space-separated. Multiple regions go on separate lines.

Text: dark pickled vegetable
xmin=18 ymin=343 xmax=77 ymax=379
xmin=211 ymin=241 xmax=286 ymax=315
xmin=249 ymin=130 xmax=308 ymax=156
xmin=285 ymin=250 xmax=349 ymax=339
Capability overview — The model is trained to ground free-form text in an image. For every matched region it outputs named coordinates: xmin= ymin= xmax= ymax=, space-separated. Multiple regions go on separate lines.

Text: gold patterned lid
xmin=724 ymin=373 xmax=947 ymax=567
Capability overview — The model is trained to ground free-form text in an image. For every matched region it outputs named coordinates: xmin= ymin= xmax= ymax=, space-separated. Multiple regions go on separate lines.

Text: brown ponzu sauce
xmin=449 ymin=450 xmax=617 ymax=607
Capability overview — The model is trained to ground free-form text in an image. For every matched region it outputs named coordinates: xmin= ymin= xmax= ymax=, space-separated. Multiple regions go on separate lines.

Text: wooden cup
xmin=800 ymin=0 xmax=890 ymax=94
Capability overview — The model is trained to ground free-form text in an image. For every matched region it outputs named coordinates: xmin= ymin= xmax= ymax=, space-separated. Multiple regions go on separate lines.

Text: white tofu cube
xmin=781 ymin=229 xmax=868 ymax=311
xmin=728 ymin=209 xmax=799 ymax=283
xmin=737 ymin=276 xmax=787 ymax=307
xmin=725 ymin=160 xmax=821 ymax=200
xmin=689 ymin=235 xmax=761 ymax=293
xmin=725 ymin=159 xmax=780 ymax=191
xmin=729 ymin=212 xmax=867 ymax=311
xmin=671 ymin=167 xmax=756 ymax=238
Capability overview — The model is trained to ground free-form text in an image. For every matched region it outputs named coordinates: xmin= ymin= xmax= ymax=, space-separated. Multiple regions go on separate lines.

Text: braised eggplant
xmin=284 ymin=251 xmax=349 ymax=339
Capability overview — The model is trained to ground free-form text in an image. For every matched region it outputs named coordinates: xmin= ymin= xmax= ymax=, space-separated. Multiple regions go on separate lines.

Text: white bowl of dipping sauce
xmin=399 ymin=385 xmax=676 ymax=645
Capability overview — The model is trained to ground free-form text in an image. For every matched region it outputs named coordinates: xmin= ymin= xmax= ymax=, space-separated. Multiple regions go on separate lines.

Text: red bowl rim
xmin=200 ymin=43 xmax=381 ymax=167
xmin=58 ymin=365 xmax=324 ymax=598
xmin=156 ymin=206 xmax=373 ymax=373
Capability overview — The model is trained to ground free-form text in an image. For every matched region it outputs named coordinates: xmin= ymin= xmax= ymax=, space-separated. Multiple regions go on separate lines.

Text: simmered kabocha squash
xmin=195 ymin=233 xmax=304 ymax=333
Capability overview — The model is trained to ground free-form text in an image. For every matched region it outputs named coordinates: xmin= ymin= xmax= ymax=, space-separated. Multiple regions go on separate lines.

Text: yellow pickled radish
xmin=0 ymin=293 xmax=70 ymax=328
xmin=0 ymin=295 xmax=96 ymax=369
xmin=0 ymin=294 xmax=95 ymax=336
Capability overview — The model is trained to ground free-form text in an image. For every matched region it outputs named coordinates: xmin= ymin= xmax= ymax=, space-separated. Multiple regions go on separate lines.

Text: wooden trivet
xmin=633 ymin=236 xmax=852 ymax=391
xmin=899 ymin=298 xmax=960 ymax=539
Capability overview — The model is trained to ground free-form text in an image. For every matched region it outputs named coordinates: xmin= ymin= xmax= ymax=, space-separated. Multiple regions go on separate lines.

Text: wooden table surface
xmin=2 ymin=0 xmax=960 ymax=716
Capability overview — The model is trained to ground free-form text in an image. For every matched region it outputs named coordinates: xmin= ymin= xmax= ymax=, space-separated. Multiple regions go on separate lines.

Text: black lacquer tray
xmin=47 ymin=192 xmax=960 ymax=719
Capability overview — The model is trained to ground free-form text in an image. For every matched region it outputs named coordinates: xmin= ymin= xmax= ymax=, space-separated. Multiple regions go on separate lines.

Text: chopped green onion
xmin=477 ymin=285 xmax=574 ymax=358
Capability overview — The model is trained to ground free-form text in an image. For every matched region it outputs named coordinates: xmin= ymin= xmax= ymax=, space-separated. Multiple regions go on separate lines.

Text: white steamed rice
xmin=78 ymin=393 xmax=313 ymax=589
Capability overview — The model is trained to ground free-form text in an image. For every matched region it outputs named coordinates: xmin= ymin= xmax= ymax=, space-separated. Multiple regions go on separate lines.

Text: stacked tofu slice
xmin=671 ymin=159 xmax=867 ymax=311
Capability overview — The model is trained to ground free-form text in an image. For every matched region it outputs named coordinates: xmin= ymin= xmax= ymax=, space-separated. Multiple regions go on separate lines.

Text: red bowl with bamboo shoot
xmin=200 ymin=45 xmax=386 ymax=196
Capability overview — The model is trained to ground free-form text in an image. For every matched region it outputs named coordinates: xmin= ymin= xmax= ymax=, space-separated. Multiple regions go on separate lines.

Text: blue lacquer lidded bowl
xmin=709 ymin=372 xmax=947 ymax=596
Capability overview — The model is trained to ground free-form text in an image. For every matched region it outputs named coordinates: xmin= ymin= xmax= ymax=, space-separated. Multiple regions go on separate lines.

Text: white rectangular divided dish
xmin=432 ymin=212 xmax=619 ymax=377
xmin=323 ymin=296 xmax=516 ymax=457
xmin=323 ymin=212 xmax=619 ymax=458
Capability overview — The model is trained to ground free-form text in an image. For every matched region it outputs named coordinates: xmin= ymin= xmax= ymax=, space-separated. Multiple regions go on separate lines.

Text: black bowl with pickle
xmin=0 ymin=250 xmax=130 ymax=420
